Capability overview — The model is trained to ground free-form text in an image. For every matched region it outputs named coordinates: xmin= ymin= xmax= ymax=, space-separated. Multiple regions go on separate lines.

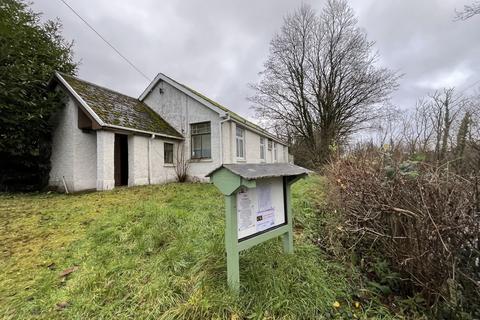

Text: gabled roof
xmin=139 ymin=73 xmax=287 ymax=145
xmin=54 ymin=72 xmax=182 ymax=139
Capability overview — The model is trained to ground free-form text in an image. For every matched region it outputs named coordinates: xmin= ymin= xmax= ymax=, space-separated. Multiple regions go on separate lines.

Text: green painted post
xmin=282 ymin=181 xmax=294 ymax=254
xmin=224 ymin=194 xmax=240 ymax=293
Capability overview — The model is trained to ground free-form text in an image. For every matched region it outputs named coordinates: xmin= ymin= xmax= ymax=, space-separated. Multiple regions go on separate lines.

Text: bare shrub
xmin=324 ymin=149 xmax=480 ymax=312
xmin=174 ymin=143 xmax=189 ymax=182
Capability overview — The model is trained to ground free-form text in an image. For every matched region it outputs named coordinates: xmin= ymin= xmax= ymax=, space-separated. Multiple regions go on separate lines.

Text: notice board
xmin=236 ymin=177 xmax=286 ymax=240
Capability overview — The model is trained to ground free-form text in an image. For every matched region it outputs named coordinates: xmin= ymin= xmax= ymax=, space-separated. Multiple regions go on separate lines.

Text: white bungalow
xmin=49 ymin=72 xmax=290 ymax=192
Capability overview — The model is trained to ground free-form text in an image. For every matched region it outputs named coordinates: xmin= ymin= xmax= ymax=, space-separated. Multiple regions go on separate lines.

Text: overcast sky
xmin=31 ymin=0 xmax=480 ymax=121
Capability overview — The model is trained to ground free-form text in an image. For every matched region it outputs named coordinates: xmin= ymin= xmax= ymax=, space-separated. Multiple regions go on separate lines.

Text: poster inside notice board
xmin=236 ymin=177 xmax=285 ymax=240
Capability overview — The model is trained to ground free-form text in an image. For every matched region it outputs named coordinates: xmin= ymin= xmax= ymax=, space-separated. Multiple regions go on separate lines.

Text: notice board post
xmin=207 ymin=163 xmax=309 ymax=292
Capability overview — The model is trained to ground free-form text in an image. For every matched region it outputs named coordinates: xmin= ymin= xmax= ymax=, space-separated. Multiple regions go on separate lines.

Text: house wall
xmin=128 ymin=135 xmax=178 ymax=186
xmin=143 ymin=80 xmax=222 ymax=181
xmin=143 ymin=80 xmax=291 ymax=180
xmin=228 ymin=121 xmax=289 ymax=164
xmin=49 ymin=95 xmax=97 ymax=192
xmin=96 ymin=130 xmax=115 ymax=191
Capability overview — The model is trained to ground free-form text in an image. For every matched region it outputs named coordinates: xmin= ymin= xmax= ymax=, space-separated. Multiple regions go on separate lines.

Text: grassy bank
xmin=0 ymin=178 xmax=393 ymax=319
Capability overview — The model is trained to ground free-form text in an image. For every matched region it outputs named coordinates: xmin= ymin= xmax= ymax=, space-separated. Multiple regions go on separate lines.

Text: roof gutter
xmin=229 ymin=118 xmax=286 ymax=146
xmin=102 ymin=124 xmax=183 ymax=140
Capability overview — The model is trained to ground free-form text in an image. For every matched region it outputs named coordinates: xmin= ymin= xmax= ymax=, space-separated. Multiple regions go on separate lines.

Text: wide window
xmin=164 ymin=143 xmax=174 ymax=164
xmin=191 ymin=122 xmax=211 ymax=159
xmin=236 ymin=126 xmax=245 ymax=159
xmin=260 ymin=137 xmax=266 ymax=161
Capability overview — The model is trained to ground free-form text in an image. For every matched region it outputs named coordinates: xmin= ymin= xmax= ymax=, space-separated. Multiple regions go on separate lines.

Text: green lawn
xmin=0 ymin=177 xmax=393 ymax=319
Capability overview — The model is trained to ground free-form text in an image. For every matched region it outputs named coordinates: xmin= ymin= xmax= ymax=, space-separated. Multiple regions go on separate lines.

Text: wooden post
xmin=283 ymin=179 xmax=294 ymax=254
xmin=224 ymin=194 xmax=240 ymax=293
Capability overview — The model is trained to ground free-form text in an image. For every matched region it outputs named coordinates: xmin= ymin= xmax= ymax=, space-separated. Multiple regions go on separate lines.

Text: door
xmin=114 ymin=134 xmax=128 ymax=186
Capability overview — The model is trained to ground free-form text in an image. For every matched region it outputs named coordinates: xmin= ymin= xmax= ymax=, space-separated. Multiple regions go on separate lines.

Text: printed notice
xmin=237 ymin=188 xmax=255 ymax=232
xmin=256 ymin=208 xmax=275 ymax=231
xmin=257 ymin=184 xmax=272 ymax=211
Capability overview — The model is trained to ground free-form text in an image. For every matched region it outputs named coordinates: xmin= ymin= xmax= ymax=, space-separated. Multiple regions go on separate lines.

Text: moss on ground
xmin=0 ymin=179 xmax=394 ymax=319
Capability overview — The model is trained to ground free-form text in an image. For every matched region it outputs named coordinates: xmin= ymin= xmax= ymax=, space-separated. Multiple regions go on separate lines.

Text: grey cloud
xmin=31 ymin=0 xmax=480 ymax=119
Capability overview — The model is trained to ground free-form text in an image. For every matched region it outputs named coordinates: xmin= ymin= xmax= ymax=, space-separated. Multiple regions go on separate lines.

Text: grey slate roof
xmin=58 ymin=73 xmax=182 ymax=138
xmin=206 ymin=163 xmax=311 ymax=180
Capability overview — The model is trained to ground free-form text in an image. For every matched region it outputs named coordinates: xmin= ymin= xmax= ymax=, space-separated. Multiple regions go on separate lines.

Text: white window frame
xmin=260 ymin=137 xmax=266 ymax=161
xmin=236 ymin=126 xmax=245 ymax=160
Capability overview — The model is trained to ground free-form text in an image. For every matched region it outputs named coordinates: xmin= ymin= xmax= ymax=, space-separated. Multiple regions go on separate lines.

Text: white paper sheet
xmin=237 ymin=188 xmax=255 ymax=232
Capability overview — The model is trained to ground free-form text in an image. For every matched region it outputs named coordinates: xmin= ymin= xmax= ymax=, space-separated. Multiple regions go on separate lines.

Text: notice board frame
xmin=207 ymin=163 xmax=309 ymax=293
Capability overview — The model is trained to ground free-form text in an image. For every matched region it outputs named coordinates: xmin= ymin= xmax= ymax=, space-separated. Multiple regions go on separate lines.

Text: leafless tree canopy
xmin=250 ymin=0 xmax=399 ymax=167
xmin=455 ymin=1 xmax=480 ymax=20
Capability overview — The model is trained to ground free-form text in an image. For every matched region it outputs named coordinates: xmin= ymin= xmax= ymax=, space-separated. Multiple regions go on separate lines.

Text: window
xmin=268 ymin=139 xmax=272 ymax=151
xmin=273 ymin=142 xmax=277 ymax=162
xmin=236 ymin=126 xmax=245 ymax=159
xmin=260 ymin=137 xmax=266 ymax=161
xmin=191 ymin=122 xmax=211 ymax=159
xmin=164 ymin=143 xmax=174 ymax=164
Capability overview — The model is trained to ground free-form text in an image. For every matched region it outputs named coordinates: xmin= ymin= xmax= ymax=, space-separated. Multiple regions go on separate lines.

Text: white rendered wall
xmin=143 ymin=80 xmax=222 ymax=180
xmin=149 ymin=138 xmax=177 ymax=184
xmin=73 ymin=124 xmax=96 ymax=191
xmin=96 ymin=130 xmax=115 ymax=191
xmin=128 ymin=135 xmax=149 ymax=186
xmin=49 ymin=96 xmax=75 ymax=192
xmin=229 ymin=122 xmax=289 ymax=165
xmin=128 ymin=135 xmax=178 ymax=186
xmin=49 ymin=95 xmax=97 ymax=192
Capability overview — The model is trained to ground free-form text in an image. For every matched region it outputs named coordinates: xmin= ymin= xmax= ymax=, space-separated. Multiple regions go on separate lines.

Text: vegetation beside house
xmin=0 ymin=0 xmax=76 ymax=191
xmin=0 ymin=178 xmax=395 ymax=319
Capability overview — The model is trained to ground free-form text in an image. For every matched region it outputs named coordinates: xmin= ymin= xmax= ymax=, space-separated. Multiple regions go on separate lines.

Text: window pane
xmin=191 ymin=122 xmax=211 ymax=135
xmin=236 ymin=126 xmax=244 ymax=137
xmin=236 ymin=137 xmax=244 ymax=158
xmin=191 ymin=135 xmax=202 ymax=158
xmin=202 ymin=134 xmax=211 ymax=158
xmin=164 ymin=143 xmax=174 ymax=164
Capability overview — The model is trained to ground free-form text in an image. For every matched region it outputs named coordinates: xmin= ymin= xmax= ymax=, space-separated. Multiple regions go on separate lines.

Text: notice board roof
xmin=206 ymin=163 xmax=311 ymax=180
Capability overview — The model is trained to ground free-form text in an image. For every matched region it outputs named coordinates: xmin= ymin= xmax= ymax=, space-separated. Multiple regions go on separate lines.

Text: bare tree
xmin=401 ymin=99 xmax=434 ymax=154
xmin=250 ymin=1 xmax=399 ymax=167
xmin=455 ymin=1 xmax=480 ymax=20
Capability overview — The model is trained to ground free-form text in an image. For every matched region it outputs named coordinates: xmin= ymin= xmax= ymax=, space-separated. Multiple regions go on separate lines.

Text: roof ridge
xmin=57 ymin=71 xmax=140 ymax=102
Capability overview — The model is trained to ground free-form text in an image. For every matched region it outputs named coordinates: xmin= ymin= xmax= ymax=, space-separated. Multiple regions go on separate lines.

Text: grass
xmin=0 ymin=177 xmax=394 ymax=319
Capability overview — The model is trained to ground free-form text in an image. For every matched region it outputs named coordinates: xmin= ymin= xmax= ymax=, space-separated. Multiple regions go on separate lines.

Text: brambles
xmin=324 ymin=149 xmax=480 ymax=317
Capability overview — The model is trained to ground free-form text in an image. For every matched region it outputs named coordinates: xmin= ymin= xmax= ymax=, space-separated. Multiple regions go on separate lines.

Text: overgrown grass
xmin=0 ymin=178 xmax=394 ymax=319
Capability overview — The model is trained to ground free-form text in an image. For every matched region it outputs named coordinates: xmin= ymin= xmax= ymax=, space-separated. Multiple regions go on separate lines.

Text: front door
xmin=114 ymin=134 xmax=128 ymax=186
